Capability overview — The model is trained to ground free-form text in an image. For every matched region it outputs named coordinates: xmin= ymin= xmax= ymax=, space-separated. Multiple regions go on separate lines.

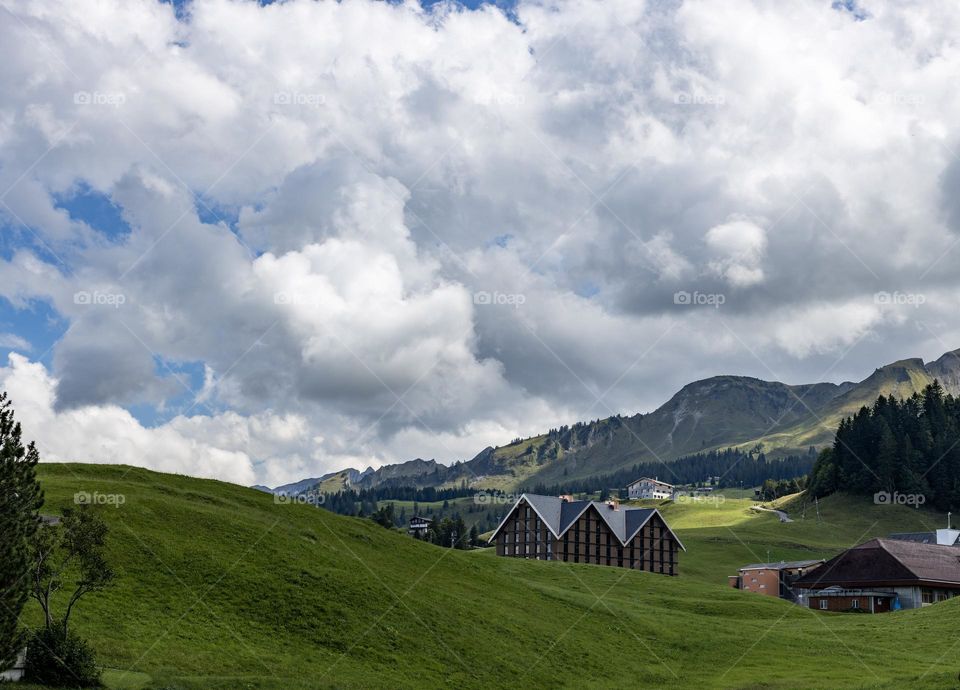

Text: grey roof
xmin=888 ymin=531 xmax=960 ymax=545
xmin=626 ymin=477 xmax=675 ymax=488
xmin=739 ymin=559 xmax=824 ymax=571
xmin=497 ymin=494 xmax=685 ymax=550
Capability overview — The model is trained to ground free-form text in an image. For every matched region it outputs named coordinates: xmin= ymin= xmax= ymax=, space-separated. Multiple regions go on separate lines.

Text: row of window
xmin=818 ymin=599 xmax=860 ymax=610
xmin=502 ymin=546 xmax=675 ymax=572
xmin=501 ymin=505 xmax=675 ymax=572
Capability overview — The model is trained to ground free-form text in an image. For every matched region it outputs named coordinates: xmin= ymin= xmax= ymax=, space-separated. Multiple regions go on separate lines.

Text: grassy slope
xmin=27 ymin=464 xmax=960 ymax=690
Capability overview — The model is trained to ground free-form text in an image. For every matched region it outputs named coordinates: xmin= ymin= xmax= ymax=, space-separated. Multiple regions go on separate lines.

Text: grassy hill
xmin=24 ymin=463 xmax=960 ymax=689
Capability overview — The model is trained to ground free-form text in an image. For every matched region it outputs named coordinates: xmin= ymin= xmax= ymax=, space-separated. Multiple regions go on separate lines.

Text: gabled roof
xmin=488 ymin=494 xmax=686 ymax=550
xmin=794 ymin=538 xmax=960 ymax=589
xmin=626 ymin=477 xmax=674 ymax=489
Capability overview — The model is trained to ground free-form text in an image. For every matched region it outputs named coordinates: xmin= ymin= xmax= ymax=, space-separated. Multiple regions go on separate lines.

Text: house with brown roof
xmin=793 ymin=538 xmax=960 ymax=612
xmin=489 ymin=494 xmax=685 ymax=575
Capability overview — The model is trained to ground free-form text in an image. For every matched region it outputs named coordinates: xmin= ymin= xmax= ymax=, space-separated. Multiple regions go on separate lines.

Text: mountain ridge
xmin=261 ymin=348 xmax=960 ymax=495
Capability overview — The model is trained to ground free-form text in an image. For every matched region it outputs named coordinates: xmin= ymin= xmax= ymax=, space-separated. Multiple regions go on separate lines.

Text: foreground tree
xmin=25 ymin=506 xmax=113 ymax=687
xmin=30 ymin=506 xmax=114 ymax=636
xmin=0 ymin=393 xmax=43 ymax=674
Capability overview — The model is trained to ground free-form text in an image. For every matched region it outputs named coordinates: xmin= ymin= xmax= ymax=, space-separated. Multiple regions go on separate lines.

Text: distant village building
xmin=407 ymin=516 xmax=432 ymax=537
xmin=489 ymin=494 xmax=684 ymax=575
xmin=794 ymin=538 xmax=960 ymax=612
xmin=0 ymin=647 xmax=26 ymax=682
xmin=888 ymin=528 xmax=960 ymax=546
xmin=729 ymin=560 xmax=824 ymax=602
xmin=627 ymin=477 xmax=675 ymax=500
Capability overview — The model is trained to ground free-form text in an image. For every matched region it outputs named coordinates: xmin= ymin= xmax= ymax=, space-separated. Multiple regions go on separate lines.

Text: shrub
xmin=24 ymin=624 xmax=101 ymax=688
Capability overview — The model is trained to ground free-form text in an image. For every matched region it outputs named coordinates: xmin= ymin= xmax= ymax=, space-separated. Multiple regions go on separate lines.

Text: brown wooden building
xmin=793 ymin=538 xmax=960 ymax=612
xmin=489 ymin=494 xmax=685 ymax=575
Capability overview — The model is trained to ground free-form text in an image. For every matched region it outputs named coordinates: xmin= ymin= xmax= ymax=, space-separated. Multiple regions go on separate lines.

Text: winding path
xmin=751 ymin=505 xmax=793 ymax=523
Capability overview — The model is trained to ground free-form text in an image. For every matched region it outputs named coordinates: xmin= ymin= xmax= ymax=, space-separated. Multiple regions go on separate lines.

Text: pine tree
xmin=0 ymin=393 xmax=44 ymax=673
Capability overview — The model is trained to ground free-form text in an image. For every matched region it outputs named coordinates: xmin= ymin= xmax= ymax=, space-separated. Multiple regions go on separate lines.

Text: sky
xmin=1 ymin=0 xmax=959 ymax=487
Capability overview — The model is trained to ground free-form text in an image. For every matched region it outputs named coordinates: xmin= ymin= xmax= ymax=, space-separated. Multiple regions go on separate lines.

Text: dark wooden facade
xmin=493 ymin=498 xmax=679 ymax=575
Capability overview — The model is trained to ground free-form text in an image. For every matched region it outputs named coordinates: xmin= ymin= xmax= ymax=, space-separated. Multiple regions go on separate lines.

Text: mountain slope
xmin=28 ymin=463 xmax=960 ymax=689
xmin=277 ymin=348 xmax=960 ymax=495
xmin=746 ymin=355 xmax=957 ymax=454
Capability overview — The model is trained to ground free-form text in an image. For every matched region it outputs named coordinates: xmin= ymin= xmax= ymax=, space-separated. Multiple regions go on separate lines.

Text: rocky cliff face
xmin=925 ymin=349 xmax=960 ymax=394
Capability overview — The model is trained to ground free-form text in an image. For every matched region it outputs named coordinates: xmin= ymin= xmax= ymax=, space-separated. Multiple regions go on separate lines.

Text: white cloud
xmin=0 ymin=0 xmax=958 ymax=483
xmin=705 ymin=220 xmax=768 ymax=287
xmin=0 ymin=334 xmax=31 ymax=351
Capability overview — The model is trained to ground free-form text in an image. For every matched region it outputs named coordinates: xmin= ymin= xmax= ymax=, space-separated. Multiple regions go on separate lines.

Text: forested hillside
xmin=809 ymin=381 xmax=960 ymax=510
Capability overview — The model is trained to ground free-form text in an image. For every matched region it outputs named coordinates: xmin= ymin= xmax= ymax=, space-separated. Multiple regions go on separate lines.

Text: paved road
xmin=751 ymin=505 xmax=794 ymax=523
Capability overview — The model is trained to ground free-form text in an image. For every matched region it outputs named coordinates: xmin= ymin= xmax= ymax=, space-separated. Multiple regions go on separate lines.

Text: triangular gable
xmin=487 ymin=494 xmax=686 ymax=551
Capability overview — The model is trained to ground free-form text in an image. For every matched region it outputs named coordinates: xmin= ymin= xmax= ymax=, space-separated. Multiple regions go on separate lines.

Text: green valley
xmin=26 ymin=463 xmax=960 ymax=689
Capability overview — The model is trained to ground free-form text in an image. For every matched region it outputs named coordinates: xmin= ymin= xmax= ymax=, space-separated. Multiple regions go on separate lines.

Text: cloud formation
xmin=1 ymin=0 xmax=960 ymax=485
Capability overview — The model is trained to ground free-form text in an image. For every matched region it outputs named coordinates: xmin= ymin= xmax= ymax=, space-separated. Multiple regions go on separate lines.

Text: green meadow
xmin=22 ymin=463 xmax=960 ymax=689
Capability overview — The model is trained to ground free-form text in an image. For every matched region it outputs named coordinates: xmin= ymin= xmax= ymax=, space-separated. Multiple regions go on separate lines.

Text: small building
xmin=794 ymin=538 xmax=960 ymax=612
xmin=627 ymin=477 xmax=675 ymax=500
xmin=729 ymin=560 xmax=824 ymax=602
xmin=407 ymin=516 xmax=432 ymax=537
xmin=0 ymin=647 xmax=26 ymax=682
xmin=489 ymin=493 xmax=685 ymax=575
xmin=888 ymin=529 xmax=960 ymax=546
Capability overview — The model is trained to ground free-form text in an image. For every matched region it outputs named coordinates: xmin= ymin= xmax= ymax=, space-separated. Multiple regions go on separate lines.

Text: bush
xmin=24 ymin=624 xmax=101 ymax=688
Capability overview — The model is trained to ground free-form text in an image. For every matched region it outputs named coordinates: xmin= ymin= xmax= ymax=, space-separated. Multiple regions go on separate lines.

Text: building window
xmin=819 ymin=600 xmax=828 ymax=610
xmin=851 ymin=599 xmax=860 ymax=609
xmin=505 ymin=546 xmax=510 ymax=556
xmin=923 ymin=590 xmax=934 ymax=604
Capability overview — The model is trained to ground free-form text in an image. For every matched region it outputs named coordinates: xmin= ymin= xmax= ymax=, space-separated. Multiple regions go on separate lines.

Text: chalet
xmin=627 ymin=477 xmax=675 ymax=500
xmin=794 ymin=538 xmax=960 ymax=612
xmin=407 ymin=516 xmax=432 ymax=537
xmin=489 ymin=494 xmax=685 ymax=575
xmin=728 ymin=560 xmax=824 ymax=602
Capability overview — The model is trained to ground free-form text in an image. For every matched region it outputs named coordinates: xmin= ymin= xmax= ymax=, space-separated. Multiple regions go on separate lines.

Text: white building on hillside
xmin=627 ymin=477 xmax=675 ymax=500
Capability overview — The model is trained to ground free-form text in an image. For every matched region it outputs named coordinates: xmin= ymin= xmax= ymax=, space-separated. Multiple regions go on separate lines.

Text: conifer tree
xmin=0 ymin=393 xmax=44 ymax=673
